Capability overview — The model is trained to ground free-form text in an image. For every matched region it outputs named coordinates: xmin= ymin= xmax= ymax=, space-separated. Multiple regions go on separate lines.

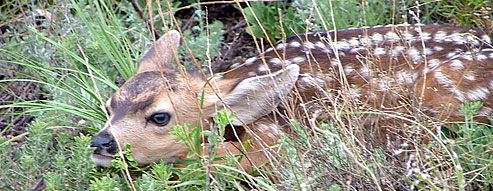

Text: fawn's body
xmin=91 ymin=24 xmax=492 ymax=173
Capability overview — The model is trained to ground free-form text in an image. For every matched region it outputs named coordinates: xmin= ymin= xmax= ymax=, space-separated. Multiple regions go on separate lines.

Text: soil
xmin=175 ymin=3 xmax=259 ymax=73
xmin=0 ymin=65 xmax=45 ymax=142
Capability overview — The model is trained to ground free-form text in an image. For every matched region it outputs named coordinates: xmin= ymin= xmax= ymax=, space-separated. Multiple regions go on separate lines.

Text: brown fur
xmin=91 ymin=25 xmax=493 ymax=176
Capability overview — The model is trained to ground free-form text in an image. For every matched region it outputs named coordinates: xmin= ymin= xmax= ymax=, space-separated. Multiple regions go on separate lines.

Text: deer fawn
xmin=90 ymin=24 xmax=493 ymax=173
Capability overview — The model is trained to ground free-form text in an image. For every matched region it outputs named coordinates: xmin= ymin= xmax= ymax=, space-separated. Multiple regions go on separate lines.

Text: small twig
xmin=221 ymin=20 xmax=247 ymax=36
xmin=182 ymin=15 xmax=196 ymax=31
xmin=8 ymin=169 xmax=35 ymax=183
xmin=130 ymin=0 xmax=145 ymax=20
xmin=131 ymin=0 xmax=160 ymax=39
xmin=0 ymin=12 xmax=27 ymax=28
xmin=0 ymin=32 xmax=29 ymax=39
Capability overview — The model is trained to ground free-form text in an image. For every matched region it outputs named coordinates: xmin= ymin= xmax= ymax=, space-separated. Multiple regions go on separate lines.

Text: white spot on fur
xmin=291 ymin=57 xmax=305 ymax=64
xmin=316 ymin=41 xmax=331 ymax=53
xmin=304 ymin=42 xmax=315 ymax=50
xmin=247 ymin=72 xmax=256 ymax=77
xmin=330 ymin=58 xmax=339 ymax=67
xmin=423 ymin=48 xmax=433 ymax=55
xmin=385 ymin=31 xmax=400 ymax=41
xmin=467 ymin=87 xmax=489 ymax=101
xmin=338 ymin=51 xmax=346 ymax=57
xmin=298 ymin=75 xmax=317 ymax=91
xmin=230 ymin=62 xmax=240 ymax=68
xmin=350 ymin=47 xmax=366 ymax=54
xmin=289 ymin=41 xmax=301 ymax=48
xmin=419 ymin=32 xmax=432 ymax=41
xmin=434 ymin=68 xmax=453 ymax=86
xmin=257 ymin=65 xmax=267 ymax=73
xmin=360 ymin=36 xmax=371 ymax=46
xmin=447 ymin=33 xmax=466 ymax=44
xmin=447 ymin=52 xmax=457 ymax=59
xmin=270 ymin=58 xmax=282 ymax=66
xmin=434 ymin=31 xmax=447 ymax=42
xmin=466 ymin=35 xmax=480 ymax=46
xmin=463 ymin=72 xmax=475 ymax=81
xmin=315 ymin=41 xmax=326 ymax=49
xmin=359 ymin=65 xmax=371 ymax=78
xmin=336 ymin=40 xmax=350 ymax=50
xmin=276 ymin=43 xmax=285 ymax=50
xmin=452 ymin=88 xmax=466 ymax=102
xmin=392 ymin=46 xmax=405 ymax=57
xmin=397 ymin=23 xmax=411 ymax=27
xmin=408 ymin=47 xmax=421 ymax=61
xmin=374 ymin=47 xmax=386 ymax=56
xmin=481 ymin=48 xmax=493 ymax=59
xmin=395 ymin=70 xmax=417 ymax=84
xmin=478 ymin=107 xmax=493 ymax=116
xmin=344 ymin=65 xmax=355 ymax=75
xmin=314 ymin=75 xmax=327 ymax=84
xmin=427 ymin=59 xmax=441 ymax=69
xmin=477 ymin=54 xmax=487 ymax=61
xmin=349 ymin=85 xmax=362 ymax=98
xmin=211 ymin=74 xmax=224 ymax=83
xmin=433 ymin=46 xmax=444 ymax=52
xmin=256 ymin=123 xmax=281 ymax=140
xmin=433 ymin=68 xmax=468 ymax=102
xmin=348 ymin=37 xmax=360 ymax=47
xmin=402 ymin=31 xmax=416 ymax=41
xmin=461 ymin=52 xmax=473 ymax=61
xmin=376 ymin=76 xmax=394 ymax=91
xmin=446 ymin=48 xmax=464 ymax=59
xmin=449 ymin=60 xmax=464 ymax=70
xmin=371 ymin=33 xmax=384 ymax=43
xmin=245 ymin=57 xmax=257 ymax=66
xmin=481 ymin=35 xmax=491 ymax=44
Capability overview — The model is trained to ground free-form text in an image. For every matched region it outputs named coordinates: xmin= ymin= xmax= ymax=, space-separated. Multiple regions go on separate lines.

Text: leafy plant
xmin=179 ymin=16 xmax=224 ymax=70
xmin=0 ymin=121 xmax=96 ymax=190
xmin=442 ymin=101 xmax=493 ymax=189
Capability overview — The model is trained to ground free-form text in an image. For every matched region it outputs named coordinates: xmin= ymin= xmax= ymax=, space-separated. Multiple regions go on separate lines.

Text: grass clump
xmin=239 ymin=0 xmax=453 ymax=42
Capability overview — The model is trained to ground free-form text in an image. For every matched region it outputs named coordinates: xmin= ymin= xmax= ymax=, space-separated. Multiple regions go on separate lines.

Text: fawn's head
xmin=90 ymin=30 xmax=299 ymax=167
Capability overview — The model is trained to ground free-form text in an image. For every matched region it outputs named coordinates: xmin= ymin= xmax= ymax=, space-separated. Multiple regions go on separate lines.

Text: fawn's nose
xmin=90 ymin=131 xmax=117 ymax=154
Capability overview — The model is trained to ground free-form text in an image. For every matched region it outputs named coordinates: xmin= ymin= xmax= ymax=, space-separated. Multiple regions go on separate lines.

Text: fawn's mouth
xmin=91 ymin=153 xmax=114 ymax=167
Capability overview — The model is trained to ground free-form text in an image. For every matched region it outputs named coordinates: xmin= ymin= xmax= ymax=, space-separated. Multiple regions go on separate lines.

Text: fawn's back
xmin=220 ymin=24 xmax=493 ymax=125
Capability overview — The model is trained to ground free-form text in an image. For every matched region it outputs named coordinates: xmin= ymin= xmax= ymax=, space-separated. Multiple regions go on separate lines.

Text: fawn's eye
xmin=150 ymin=113 xmax=171 ymax=126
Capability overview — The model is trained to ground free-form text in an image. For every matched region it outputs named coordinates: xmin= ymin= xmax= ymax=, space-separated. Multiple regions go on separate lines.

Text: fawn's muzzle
xmin=90 ymin=131 xmax=117 ymax=167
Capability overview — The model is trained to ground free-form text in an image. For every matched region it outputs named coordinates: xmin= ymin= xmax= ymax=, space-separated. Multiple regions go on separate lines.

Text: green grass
xmin=1 ymin=0 xmax=492 ymax=190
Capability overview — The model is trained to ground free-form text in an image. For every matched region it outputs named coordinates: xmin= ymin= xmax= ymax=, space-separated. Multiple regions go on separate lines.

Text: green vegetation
xmin=1 ymin=0 xmax=492 ymax=190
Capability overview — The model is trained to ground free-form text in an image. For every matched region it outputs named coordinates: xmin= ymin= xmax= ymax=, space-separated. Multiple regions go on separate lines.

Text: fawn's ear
xmin=213 ymin=64 xmax=300 ymax=125
xmin=138 ymin=30 xmax=181 ymax=73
